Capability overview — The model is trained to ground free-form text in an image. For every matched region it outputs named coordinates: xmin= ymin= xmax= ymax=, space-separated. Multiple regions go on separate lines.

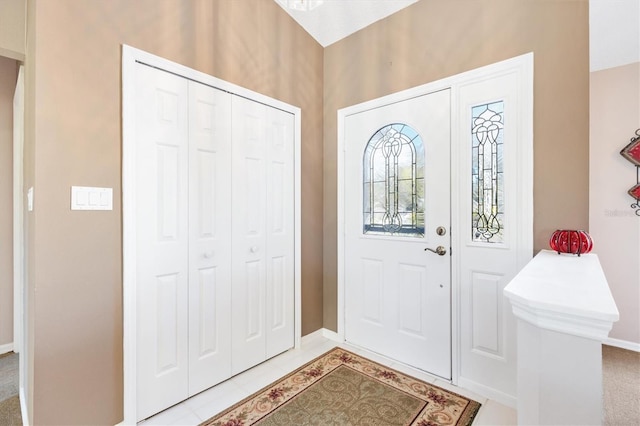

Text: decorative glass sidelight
xmin=363 ymin=123 xmax=424 ymax=237
xmin=471 ymin=101 xmax=504 ymax=243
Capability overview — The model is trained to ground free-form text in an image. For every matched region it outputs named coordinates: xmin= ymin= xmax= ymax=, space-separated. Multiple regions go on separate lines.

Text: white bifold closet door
xmin=230 ymin=96 xmax=295 ymax=375
xmin=135 ymin=65 xmax=192 ymax=419
xmin=187 ymin=81 xmax=233 ymax=395
xmin=135 ymin=63 xmax=294 ymax=421
xmin=135 ymin=65 xmax=234 ymax=419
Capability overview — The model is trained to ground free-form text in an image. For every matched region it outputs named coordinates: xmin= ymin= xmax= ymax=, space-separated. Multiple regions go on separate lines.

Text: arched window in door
xmin=363 ymin=123 xmax=424 ymax=237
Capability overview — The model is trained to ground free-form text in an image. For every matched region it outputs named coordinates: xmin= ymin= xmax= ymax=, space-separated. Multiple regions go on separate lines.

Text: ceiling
xmin=275 ymin=0 xmax=640 ymax=72
xmin=274 ymin=0 xmax=419 ymax=47
xmin=589 ymin=0 xmax=640 ymax=71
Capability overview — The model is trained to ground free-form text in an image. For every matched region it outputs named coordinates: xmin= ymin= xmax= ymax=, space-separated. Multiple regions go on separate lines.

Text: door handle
xmin=424 ymin=246 xmax=447 ymax=256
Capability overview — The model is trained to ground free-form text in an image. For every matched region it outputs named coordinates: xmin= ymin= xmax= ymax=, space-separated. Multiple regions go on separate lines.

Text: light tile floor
xmin=140 ymin=333 xmax=516 ymax=425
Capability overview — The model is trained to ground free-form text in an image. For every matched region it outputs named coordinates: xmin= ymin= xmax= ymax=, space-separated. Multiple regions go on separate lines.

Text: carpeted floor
xmin=0 ymin=352 xmax=22 ymax=425
xmin=0 ymin=396 xmax=22 ymax=426
xmin=0 ymin=352 xmax=18 ymax=402
xmin=603 ymin=344 xmax=640 ymax=426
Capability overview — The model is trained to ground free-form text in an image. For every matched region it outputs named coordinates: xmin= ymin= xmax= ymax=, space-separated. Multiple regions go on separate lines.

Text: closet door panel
xmin=133 ymin=61 xmax=296 ymax=420
xmin=187 ymin=81 xmax=233 ymax=395
xmin=136 ymin=64 xmax=189 ymax=421
xmin=265 ymin=107 xmax=295 ymax=359
xmin=231 ymin=96 xmax=268 ymax=374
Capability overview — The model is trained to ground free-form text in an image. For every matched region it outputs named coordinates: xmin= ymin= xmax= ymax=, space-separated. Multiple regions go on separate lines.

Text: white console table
xmin=504 ymin=250 xmax=619 ymax=425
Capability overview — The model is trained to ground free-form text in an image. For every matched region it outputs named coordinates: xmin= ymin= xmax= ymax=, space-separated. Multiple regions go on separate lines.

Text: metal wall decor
xmin=620 ymin=128 xmax=640 ymax=216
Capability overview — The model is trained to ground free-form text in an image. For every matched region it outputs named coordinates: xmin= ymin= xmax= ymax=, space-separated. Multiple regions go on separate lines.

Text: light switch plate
xmin=71 ymin=186 xmax=113 ymax=211
xmin=27 ymin=187 xmax=34 ymax=211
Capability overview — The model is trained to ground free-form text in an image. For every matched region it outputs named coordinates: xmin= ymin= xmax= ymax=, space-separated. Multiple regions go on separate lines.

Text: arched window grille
xmin=363 ymin=123 xmax=424 ymax=237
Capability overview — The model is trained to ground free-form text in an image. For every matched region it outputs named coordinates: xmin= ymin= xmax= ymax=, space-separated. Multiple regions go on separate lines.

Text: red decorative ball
xmin=549 ymin=230 xmax=593 ymax=256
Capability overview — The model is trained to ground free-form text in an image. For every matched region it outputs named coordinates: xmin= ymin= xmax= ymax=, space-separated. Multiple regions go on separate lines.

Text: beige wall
xmin=323 ymin=0 xmax=590 ymax=330
xmin=0 ymin=0 xmax=25 ymax=61
xmin=0 ymin=56 xmax=16 ymax=348
xmin=590 ymin=62 xmax=640 ymax=345
xmin=22 ymin=0 xmax=595 ymax=423
xmin=26 ymin=0 xmax=323 ymax=424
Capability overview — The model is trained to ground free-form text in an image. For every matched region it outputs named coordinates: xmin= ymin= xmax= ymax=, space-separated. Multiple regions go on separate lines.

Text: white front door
xmin=344 ymin=89 xmax=452 ymax=379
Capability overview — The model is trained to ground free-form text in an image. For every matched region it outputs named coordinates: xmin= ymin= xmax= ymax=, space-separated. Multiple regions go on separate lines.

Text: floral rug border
xmin=200 ymin=347 xmax=481 ymax=426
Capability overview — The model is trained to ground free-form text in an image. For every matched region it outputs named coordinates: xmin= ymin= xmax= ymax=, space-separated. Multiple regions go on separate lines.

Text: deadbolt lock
xmin=436 ymin=226 xmax=447 ymax=236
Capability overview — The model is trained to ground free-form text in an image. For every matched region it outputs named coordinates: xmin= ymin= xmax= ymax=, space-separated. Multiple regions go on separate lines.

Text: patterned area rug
xmin=201 ymin=347 xmax=480 ymax=426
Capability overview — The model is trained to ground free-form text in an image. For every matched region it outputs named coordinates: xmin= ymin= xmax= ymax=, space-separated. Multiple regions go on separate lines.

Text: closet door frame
xmin=121 ymin=45 xmax=302 ymax=425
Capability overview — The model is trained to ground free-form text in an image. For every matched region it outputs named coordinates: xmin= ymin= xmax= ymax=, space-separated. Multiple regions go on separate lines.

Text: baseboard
xmin=457 ymin=377 xmax=517 ymax=409
xmin=321 ymin=328 xmax=342 ymax=342
xmin=300 ymin=328 xmax=343 ymax=345
xmin=20 ymin=387 xmax=30 ymax=426
xmin=604 ymin=337 xmax=640 ymax=352
xmin=300 ymin=328 xmax=325 ymax=344
xmin=0 ymin=342 xmax=13 ymax=355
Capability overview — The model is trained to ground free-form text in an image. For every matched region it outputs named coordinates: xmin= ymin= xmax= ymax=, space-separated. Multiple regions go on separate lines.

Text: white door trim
xmin=13 ymin=64 xmax=24 ymax=356
xmin=12 ymin=65 xmax=25 ymax=421
xmin=121 ymin=45 xmax=302 ymax=425
xmin=337 ymin=53 xmax=533 ymax=394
